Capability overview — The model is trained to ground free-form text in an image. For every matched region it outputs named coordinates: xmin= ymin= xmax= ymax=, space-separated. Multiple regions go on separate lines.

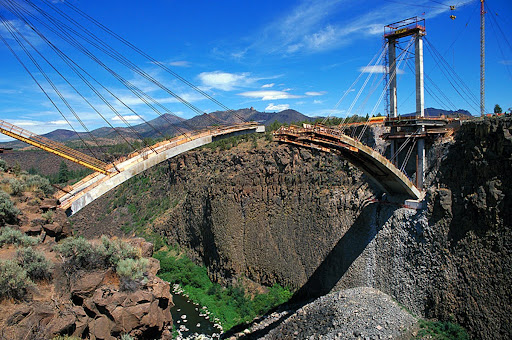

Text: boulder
xmin=43 ymin=223 xmax=62 ymax=237
xmin=89 ymin=315 xmax=115 ymax=340
xmin=127 ymin=237 xmax=154 ymax=257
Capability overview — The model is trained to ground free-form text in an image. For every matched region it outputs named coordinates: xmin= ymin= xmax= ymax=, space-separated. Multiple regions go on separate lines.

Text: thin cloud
xmin=306 ymin=91 xmax=326 ymax=96
xmin=238 ymin=90 xmax=302 ymax=101
xmin=241 ymin=0 xmax=467 ymax=56
xmin=262 ymin=83 xmax=275 ymax=88
xmin=168 ymin=61 xmax=191 ymax=67
xmin=198 ymin=71 xmax=254 ymax=91
xmin=359 ymin=65 xmax=404 ymax=74
xmin=112 ymin=115 xmax=143 ymax=122
xmin=265 ymin=103 xmax=290 ymax=111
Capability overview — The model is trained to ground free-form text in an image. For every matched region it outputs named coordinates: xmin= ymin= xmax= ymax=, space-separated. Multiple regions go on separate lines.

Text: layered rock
xmin=3 ymin=259 xmax=174 ymax=340
xmin=71 ymin=119 xmax=512 ymax=339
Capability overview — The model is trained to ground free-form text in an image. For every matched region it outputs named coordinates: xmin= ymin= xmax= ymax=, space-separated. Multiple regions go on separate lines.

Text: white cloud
xmin=313 ymin=100 xmax=323 ymax=104
xmin=238 ymin=90 xmax=302 ymax=101
xmin=359 ymin=65 xmax=404 ymax=74
xmin=265 ymin=103 xmax=290 ymax=111
xmin=112 ymin=115 xmax=143 ymax=122
xmin=306 ymin=91 xmax=326 ymax=96
xmin=48 ymin=120 xmax=68 ymax=125
xmin=499 ymin=60 xmax=512 ymax=66
xmin=198 ymin=71 xmax=253 ymax=91
xmin=168 ymin=61 xmax=191 ymax=67
xmin=242 ymin=0 xmax=464 ymax=56
xmin=262 ymin=83 xmax=275 ymax=88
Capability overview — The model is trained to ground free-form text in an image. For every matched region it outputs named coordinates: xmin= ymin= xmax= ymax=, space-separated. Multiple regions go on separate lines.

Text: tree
xmin=58 ymin=161 xmax=70 ymax=183
xmin=494 ymin=104 xmax=502 ymax=114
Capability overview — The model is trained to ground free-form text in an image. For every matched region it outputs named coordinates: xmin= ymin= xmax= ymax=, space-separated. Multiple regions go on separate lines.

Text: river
xmin=171 ymin=292 xmax=222 ymax=339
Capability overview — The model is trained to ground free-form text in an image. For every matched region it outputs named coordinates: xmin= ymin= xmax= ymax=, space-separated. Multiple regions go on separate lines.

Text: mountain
xmin=401 ymin=107 xmax=473 ymax=118
xmin=0 ymin=107 xmax=471 ymax=150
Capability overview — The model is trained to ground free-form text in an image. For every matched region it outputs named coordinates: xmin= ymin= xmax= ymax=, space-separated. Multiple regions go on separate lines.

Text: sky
xmin=0 ymin=0 xmax=510 ymax=139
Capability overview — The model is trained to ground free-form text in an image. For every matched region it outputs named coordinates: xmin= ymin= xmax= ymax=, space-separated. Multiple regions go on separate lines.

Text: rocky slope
xmin=71 ymin=117 xmax=511 ymax=339
xmin=0 ymin=170 xmax=174 ymax=340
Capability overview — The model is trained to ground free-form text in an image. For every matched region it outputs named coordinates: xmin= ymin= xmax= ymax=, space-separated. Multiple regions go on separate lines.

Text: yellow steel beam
xmin=0 ymin=126 xmax=108 ymax=175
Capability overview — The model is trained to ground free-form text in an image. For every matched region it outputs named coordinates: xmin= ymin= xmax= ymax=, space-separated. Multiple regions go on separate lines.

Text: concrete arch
xmin=58 ymin=124 xmax=265 ymax=215
xmin=274 ymin=125 xmax=421 ymax=199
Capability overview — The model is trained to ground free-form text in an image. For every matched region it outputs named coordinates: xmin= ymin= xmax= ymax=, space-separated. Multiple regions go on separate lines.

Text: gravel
xmin=231 ymin=287 xmax=418 ymax=339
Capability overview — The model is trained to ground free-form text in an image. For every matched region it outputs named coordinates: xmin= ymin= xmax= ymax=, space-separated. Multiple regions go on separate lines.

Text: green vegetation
xmin=494 ymin=104 xmax=502 ymax=114
xmin=0 ymin=159 xmax=7 ymax=172
xmin=41 ymin=210 xmax=54 ymax=224
xmin=55 ymin=236 xmax=141 ymax=273
xmin=154 ymin=249 xmax=293 ymax=330
xmin=110 ymin=175 xmax=169 ymax=251
xmin=16 ymin=247 xmax=53 ymax=281
xmin=116 ymin=258 xmax=149 ymax=291
xmin=0 ymin=259 xmax=34 ymax=300
xmin=0 ymin=227 xmax=37 ymax=247
xmin=417 ymin=319 xmax=469 ymax=340
xmin=202 ymin=133 xmax=260 ymax=151
xmin=45 ymin=166 xmax=92 ymax=185
xmin=0 ymin=191 xmax=20 ymax=225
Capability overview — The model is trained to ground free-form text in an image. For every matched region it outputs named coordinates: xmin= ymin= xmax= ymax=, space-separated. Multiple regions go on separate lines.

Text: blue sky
xmin=0 ymin=0 xmax=510 ymax=139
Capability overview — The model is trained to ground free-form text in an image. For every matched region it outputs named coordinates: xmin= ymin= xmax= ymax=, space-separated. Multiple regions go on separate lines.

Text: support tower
xmin=384 ymin=17 xmax=428 ymax=189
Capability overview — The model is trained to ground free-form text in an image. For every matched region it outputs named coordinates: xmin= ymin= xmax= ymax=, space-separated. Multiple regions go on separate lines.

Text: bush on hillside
xmin=0 ymin=191 xmax=20 ymax=225
xmin=0 ymin=259 xmax=34 ymax=300
xmin=16 ymin=247 xmax=53 ymax=281
xmin=99 ymin=236 xmax=139 ymax=268
xmin=0 ymin=227 xmax=37 ymax=247
xmin=0 ymin=159 xmax=7 ymax=172
xmin=55 ymin=236 xmax=143 ymax=274
xmin=41 ymin=211 xmax=54 ymax=224
xmin=417 ymin=319 xmax=469 ymax=339
xmin=7 ymin=178 xmax=24 ymax=196
xmin=23 ymin=174 xmax=53 ymax=196
xmin=54 ymin=237 xmax=105 ymax=271
xmin=116 ymin=257 xmax=149 ymax=291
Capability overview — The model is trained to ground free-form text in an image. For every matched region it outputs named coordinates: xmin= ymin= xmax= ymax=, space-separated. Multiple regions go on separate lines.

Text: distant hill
xmin=401 ymin=108 xmax=473 ymax=118
xmin=0 ymin=109 xmax=312 ymax=149
xmin=0 ymin=107 xmax=471 ymax=149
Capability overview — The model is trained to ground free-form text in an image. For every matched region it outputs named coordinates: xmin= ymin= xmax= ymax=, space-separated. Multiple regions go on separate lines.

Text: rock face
xmin=72 ymin=118 xmax=512 ymax=339
xmin=73 ymin=140 xmax=375 ymax=288
xmin=2 ymin=251 xmax=174 ymax=340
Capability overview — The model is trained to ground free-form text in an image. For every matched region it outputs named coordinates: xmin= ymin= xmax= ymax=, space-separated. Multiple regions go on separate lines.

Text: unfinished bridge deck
xmin=274 ymin=124 xmax=421 ymax=199
xmin=57 ymin=123 xmax=265 ymax=215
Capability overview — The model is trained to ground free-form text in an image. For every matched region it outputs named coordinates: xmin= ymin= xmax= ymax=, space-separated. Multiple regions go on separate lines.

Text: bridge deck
xmin=274 ymin=124 xmax=421 ymax=199
xmin=57 ymin=123 xmax=265 ymax=215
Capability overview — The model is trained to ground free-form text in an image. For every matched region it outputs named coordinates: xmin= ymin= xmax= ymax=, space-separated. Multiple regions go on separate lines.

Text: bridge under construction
xmin=0 ymin=2 xmax=484 ymax=215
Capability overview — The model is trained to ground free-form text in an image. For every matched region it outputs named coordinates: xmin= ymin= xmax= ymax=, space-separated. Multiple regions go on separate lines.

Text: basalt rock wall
xmin=73 ymin=119 xmax=512 ymax=339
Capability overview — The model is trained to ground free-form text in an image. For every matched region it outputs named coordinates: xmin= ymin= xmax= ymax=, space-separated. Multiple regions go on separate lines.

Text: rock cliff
xmin=72 ymin=118 xmax=512 ymax=339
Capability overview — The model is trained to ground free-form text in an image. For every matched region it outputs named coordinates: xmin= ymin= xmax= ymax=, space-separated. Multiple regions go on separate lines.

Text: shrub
xmin=16 ymin=247 xmax=52 ymax=281
xmin=0 ymin=191 xmax=20 ymax=224
xmin=0 ymin=227 xmax=37 ymax=247
xmin=54 ymin=237 xmax=104 ymax=271
xmin=0 ymin=159 xmax=6 ymax=172
xmin=0 ymin=259 xmax=34 ymax=300
xmin=99 ymin=236 xmax=139 ymax=268
xmin=8 ymin=178 xmax=24 ymax=196
xmin=120 ymin=334 xmax=134 ymax=340
xmin=41 ymin=211 xmax=54 ymax=224
xmin=117 ymin=258 xmax=149 ymax=291
xmin=24 ymin=175 xmax=53 ymax=196
xmin=55 ymin=236 xmax=142 ymax=273
xmin=417 ymin=319 xmax=469 ymax=339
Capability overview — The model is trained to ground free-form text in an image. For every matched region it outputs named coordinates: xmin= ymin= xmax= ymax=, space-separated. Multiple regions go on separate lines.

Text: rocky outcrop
xmin=72 ymin=119 xmax=512 ymax=339
xmin=3 ymin=259 xmax=174 ymax=340
xmin=72 ymin=140 xmax=376 ymax=288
